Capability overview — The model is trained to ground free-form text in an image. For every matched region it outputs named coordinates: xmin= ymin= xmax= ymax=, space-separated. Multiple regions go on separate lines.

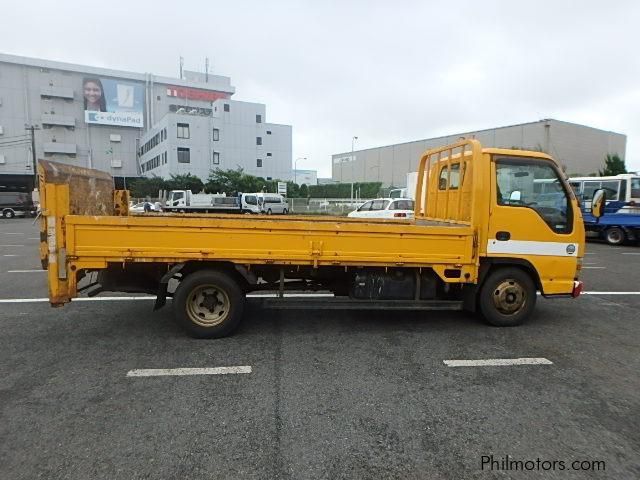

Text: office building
xmin=0 ymin=52 xmax=292 ymax=190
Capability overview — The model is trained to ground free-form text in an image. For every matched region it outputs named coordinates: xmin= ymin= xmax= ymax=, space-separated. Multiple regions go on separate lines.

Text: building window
xmin=266 ymin=152 xmax=272 ymax=157
xmin=213 ymin=151 xmax=220 ymax=165
xmin=256 ymin=114 xmax=262 ymax=123
xmin=177 ymin=123 xmax=190 ymax=139
xmin=163 ymin=127 xmax=167 ymax=139
xmin=266 ymin=130 xmax=272 ymax=135
xmin=223 ymin=103 xmax=230 ymax=112
xmin=213 ymin=128 xmax=220 ymax=141
xmin=157 ymin=95 xmax=161 ymax=101
xmin=256 ymin=137 xmax=262 ymax=145
xmin=256 ymin=159 xmax=262 ymax=168
xmin=177 ymin=147 xmax=190 ymax=163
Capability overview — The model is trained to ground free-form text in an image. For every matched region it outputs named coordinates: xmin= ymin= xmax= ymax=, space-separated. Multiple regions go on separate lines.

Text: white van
xmin=241 ymin=193 xmax=288 ymax=214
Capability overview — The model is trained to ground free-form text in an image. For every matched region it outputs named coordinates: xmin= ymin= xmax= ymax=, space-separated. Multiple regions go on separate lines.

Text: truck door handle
xmin=496 ymin=231 xmax=511 ymax=241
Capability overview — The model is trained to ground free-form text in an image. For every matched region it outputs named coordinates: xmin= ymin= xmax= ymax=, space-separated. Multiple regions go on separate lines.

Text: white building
xmin=139 ymin=99 xmax=291 ymax=181
xmin=292 ymin=169 xmax=317 ymax=186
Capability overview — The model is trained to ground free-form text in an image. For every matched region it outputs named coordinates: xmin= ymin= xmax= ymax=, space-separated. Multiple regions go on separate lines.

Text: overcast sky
xmin=2 ymin=0 xmax=639 ymax=176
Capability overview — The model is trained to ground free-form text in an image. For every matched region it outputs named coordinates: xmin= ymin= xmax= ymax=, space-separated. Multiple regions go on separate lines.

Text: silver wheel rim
xmin=492 ymin=279 xmax=526 ymax=315
xmin=186 ymin=284 xmax=230 ymax=327
xmin=607 ymin=230 xmax=622 ymax=244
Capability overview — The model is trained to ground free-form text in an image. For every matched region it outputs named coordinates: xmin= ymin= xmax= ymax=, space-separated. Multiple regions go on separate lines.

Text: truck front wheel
xmin=604 ymin=227 xmax=625 ymax=246
xmin=478 ymin=267 xmax=536 ymax=327
xmin=173 ymin=270 xmax=245 ymax=338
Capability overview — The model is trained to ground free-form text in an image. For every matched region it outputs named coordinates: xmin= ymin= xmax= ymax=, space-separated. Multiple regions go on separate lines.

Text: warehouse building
xmin=332 ymin=119 xmax=627 ymax=187
xmin=0 ymin=52 xmax=292 ymax=190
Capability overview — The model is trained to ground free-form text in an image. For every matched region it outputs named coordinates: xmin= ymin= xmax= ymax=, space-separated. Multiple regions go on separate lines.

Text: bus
xmin=568 ymin=174 xmax=640 ymax=214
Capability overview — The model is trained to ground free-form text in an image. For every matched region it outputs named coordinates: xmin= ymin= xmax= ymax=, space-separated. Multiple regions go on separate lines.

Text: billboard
xmin=166 ymin=85 xmax=230 ymax=102
xmin=83 ymin=77 xmax=144 ymax=128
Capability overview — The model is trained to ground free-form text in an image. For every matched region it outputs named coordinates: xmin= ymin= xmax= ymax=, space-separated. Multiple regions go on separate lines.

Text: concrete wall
xmin=332 ymin=120 xmax=627 ymax=187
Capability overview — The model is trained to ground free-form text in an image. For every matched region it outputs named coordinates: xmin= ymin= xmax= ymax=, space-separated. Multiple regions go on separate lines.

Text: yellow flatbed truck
xmin=39 ymin=140 xmax=590 ymax=338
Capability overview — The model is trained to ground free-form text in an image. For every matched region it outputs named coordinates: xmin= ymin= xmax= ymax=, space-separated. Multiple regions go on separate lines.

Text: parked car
xmin=347 ymin=198 xmax=415 ymax=219
xmin=242 ymin=193 xmax=288 ymax=214
xmin=0 ymin=191 xmax=35 ymax=218
xmin=129 ymin=202 xmax=160 ymax=213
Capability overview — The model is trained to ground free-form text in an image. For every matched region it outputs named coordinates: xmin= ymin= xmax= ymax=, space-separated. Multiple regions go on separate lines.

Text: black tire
xmin=478 ymin=267 xmax=536 ymax=327
xmin=267 ymin=209 xmax=272 ymax=215
xmin=283 ymin=208 xmax=288 ymax=215
xmin=173 ymin=270 xmax=245 ymax=338
xmin=3 ymin=209 xmax=15 ymax=219
xmin=604 ymin=227 xmax=625 ymax=246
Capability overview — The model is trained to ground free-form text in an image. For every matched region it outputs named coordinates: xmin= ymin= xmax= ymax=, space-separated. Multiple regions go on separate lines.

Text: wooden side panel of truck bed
xmin=64 ymin=214 xmax=476 ymax=269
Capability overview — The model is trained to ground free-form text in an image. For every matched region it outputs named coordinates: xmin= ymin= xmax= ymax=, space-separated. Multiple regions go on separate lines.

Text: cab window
xmin=631 ymin=178 xmax=640 ymax=200
xmin=600 ymin=181 xmax=620 ymax=201
xmin=438 ymin=163 xmax=460 ymax=190
xmin=495 ymin=157 xmax=572 ymax=234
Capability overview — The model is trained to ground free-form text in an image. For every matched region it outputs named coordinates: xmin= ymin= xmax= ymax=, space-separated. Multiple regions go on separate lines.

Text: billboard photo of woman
xmin=83 ymin=78 xmax=107 ymax=112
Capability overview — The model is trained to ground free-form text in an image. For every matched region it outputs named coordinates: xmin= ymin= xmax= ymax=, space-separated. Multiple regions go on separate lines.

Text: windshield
xmin=495 ymin=157 xmax=572 ymax=233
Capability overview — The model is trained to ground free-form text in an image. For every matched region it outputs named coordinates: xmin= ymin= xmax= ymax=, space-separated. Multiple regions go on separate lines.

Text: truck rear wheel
xmin=173 ymin=270 xmax=245 ymax=338
xmin=479 ymin=267 xmax=536 ymax=327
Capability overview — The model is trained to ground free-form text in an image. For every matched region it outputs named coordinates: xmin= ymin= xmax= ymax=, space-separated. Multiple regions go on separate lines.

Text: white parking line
xmin=0 ymin=292 xmax=639 ymax=305
xmin=444 ymin=358 xmax=552 ymax=367
xmin=621 ymin=253 xmax=640 ymax=255
xmin=0 ymin=245 xmax=24 ymax=247
xmin=0 ymin=297 xmax=153 ymax=303
xmin=583 ymin=292 xmax=640 ymax=295
xmin=27 ymin=237 xmax=40 ymax=240
xmin=7 ymin=269 xmax=44 ymax=273
xmin=127 ymin=366 xmax=252 ymax=377
xmin=3 ymin=255 xmax=21 ymax=257
xmin=582 ymin=266 xmax=606 ymax=269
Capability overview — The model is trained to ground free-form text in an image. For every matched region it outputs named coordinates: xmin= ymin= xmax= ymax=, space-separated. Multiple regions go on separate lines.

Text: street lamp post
xmin=350 ymin=136 xmax=358 ymax=203
xmin=294 ymin=157 xmax=307 ymax=185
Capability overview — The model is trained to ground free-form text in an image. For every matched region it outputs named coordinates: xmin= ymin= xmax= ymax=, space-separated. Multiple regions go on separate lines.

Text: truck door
xmin=488 ymin=155 xmax=577 ymax=262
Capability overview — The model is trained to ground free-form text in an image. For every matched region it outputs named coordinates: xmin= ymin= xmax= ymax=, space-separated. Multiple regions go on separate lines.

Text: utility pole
xmin=25 ymin=125 xmax=40 ymax=190
xmin=350 ymin=136 xmax=358 ymax=204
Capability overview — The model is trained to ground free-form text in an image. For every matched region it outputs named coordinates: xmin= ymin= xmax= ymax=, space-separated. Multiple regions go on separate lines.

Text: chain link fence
xmin=288 ymin=198 xmax=373 ymax=216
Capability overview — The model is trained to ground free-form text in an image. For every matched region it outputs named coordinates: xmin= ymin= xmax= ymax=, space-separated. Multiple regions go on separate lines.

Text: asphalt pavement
xmin=0 ymin=218 xmax=638 ymax=479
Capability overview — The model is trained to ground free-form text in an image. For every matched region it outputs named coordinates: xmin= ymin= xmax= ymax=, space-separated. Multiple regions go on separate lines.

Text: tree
xmin=599 ymin=153 xmax=626 ymax=176
xmin=286 ymin=181 xmax=300 ymax=198
xmin=299 ymin=184 xmax=309 ymax=198
xmin=165 ymin=173 xmax=204 ymax=193
xmin=205 ymin=168 xmax=246 ymax=194
xmin=205 ymin=168 xmax=277 ymax=194
xmin=129 ymin=176 xmax=168 ymax=199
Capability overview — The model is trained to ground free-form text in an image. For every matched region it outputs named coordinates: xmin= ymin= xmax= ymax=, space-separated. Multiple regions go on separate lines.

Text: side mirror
xmin=509 ymin=191 xmax=522 ymax=202
xmin=591 ymin=189 xmax=606 ymax=220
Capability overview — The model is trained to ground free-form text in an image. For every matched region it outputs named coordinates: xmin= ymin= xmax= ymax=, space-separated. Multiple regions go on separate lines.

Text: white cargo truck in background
xmin=390 ymin=172 xmax=418 ymax=200
xmin=165 ymin=190 xmax=240 ymax=213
